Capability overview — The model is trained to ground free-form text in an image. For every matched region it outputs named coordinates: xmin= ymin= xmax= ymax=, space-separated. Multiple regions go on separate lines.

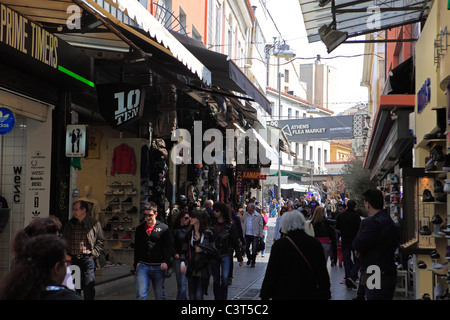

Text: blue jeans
xmin=261 ymin=230 xmax=268 ymax=256
xmin=136 ymin=263 xmax=166 ymax=300
xmin=210 ymin=253 xmax=231 ymax=300
xmin=188 ymin=276 xmax=204 ymax=300
xmin=173 ymin=259 xmax=187 ymax=300
xmin=72 ymin=256 xmax=95 ymax=300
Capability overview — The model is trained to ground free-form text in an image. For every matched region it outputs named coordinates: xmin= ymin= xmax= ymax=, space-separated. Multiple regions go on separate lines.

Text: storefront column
xmin=50 ymin=89 xmax=72 ymax=225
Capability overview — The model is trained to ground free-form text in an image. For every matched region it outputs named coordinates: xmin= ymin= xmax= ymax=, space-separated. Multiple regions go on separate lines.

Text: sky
xmin=265 ymin=0 xmax=369 ymax=114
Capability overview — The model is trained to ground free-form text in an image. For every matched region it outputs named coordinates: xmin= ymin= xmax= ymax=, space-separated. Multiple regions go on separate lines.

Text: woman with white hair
xmin=260 ymin=210 xmax=331 ymax=300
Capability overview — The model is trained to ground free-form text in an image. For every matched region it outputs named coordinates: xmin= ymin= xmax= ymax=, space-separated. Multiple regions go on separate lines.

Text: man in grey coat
xmin=242 ymin=203 xmax=264 ymax=267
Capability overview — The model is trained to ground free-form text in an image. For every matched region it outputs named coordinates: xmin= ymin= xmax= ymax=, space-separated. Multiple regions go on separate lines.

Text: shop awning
xmin=281 ymin=182 xmax=309 ymax=192
xmin=1 ymin=0 xmax=211 ymax=87
xmin=382 ymin=57 xmax=414 ymax=95
xmin=299 ymin=0 xmax=431 ymax=47
xmin=363 ymin=95 xmax=415 ymax=181
xmin=172 ymin=35 xmax=271 ymax=114
xmin=251 ymin=127 xmax=280 ymax=165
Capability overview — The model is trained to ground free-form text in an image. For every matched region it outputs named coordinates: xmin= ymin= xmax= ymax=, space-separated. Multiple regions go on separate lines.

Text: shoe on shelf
xmin=432 ymin=214 xmax=443 ymax=225
xmin=443 ymin=154 xmax=450 ymax=171
xmin=434 ymin=180 xmax=444 ymax=193
xmin=433 ymin=263 xmax=448 ymax=275
xmin=417 ymin=260 xmax=427 ymax=269
xmin=425 ymin=157 xmax=437 ymax=171
xmin=431 ymin=145 xmax=445 ymax=162
xmin=433 ymin=262 xmax=448 ymax=269
xmin=422 ymin=293 xmax=431 ymax=300
xmin=422 ymin=189 xmax=435 ymax=202
xmin=419 ymin=226 xmax=432 ymax=235
xmin=112 ymin=241 xmax=123 ymax=249
xmin=121 ymin=232 xmax=132 ymax=240
xmin=424 ymin=127 xmax=445 ymax=140
xmin=444 ymin=180 xmax=450 ymax=193
xmin=430 ymin=249 xmax=440 ymax=259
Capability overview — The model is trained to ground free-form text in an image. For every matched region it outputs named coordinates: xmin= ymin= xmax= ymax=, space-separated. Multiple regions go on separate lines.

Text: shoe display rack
xmin=383 ymin=173 xmax=401 ymax=224
xmin=414 ymin=110 xmax=450 ymax=299
xmin=101 ymin=138 xmax=149 ymax=268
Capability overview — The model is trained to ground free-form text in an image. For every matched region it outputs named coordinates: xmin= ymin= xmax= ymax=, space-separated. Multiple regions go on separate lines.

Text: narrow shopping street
xmin=95 ymin=217 xmax=408 ymax=301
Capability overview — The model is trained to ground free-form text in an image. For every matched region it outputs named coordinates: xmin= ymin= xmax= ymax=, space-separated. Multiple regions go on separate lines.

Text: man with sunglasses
xmin=134 ymin=202 xmax=173 ymax=300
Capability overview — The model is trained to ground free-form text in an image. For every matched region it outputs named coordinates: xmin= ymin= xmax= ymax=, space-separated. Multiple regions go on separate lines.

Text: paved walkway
xmin=95 ymin=217 xmax=409 ymax=301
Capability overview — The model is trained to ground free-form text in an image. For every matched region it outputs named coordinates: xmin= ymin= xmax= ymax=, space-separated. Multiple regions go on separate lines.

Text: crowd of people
xmin=0 ymin=188 xmax=400 ymax=301
xmin=261 ymin=189 xmax=400 ymax=300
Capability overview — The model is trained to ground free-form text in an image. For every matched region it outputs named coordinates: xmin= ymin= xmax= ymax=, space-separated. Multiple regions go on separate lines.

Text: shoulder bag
xmin=285 ymin=236 xmax=313 ymax=272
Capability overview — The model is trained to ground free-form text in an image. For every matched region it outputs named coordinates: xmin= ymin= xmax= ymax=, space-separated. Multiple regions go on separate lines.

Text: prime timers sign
xmin=0 ymin=3 xmax=94 ymax=87
xmin=96 ymin=83 xmax=145 ymax=129
xmin=0 ymin=3 xmax=58 ymax=68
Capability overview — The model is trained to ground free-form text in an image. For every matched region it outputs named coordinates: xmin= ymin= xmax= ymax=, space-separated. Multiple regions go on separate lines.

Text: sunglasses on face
xmin=183 ymin=216 xmax=190 ymax=220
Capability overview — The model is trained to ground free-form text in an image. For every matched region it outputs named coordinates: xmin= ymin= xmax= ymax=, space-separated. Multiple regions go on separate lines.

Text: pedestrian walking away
xmin=353 ymin=189 xmax=400 ymax=300
xmin=62 ymin=200 xmax=105 ymax=300
xmin=134 ymin=202 xmax=173 ymax=300
xmin=335 ymin=200 xmax=361 ymax=289
xmin=311 ymin=206 xmax=336 ymax=263
xmin=260 ymin=210 xmax=331 ymax=300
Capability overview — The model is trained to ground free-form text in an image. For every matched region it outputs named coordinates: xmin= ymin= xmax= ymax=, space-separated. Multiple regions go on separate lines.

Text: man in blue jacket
xmin=353 ymin=189 xmax=400 ymax=300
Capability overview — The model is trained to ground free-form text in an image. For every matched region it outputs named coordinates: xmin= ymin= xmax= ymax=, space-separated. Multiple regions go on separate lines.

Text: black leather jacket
xmin=211 ymin=222 xmax=243 ymax=262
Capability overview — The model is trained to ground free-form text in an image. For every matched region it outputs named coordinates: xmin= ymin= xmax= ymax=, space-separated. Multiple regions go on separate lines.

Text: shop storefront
xmin=0 ymin=1 xmax=95 ymax=278
xmin=406 ymin=0 xmax=450 ymax=300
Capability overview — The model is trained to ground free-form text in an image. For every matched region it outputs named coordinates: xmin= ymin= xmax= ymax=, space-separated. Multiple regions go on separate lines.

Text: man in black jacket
xmin=353 ymin=189 xmax=400 ymax=300
xmin=335 ymin=200 xmax=361 ymax=289
xmin=134 ymin=202 xmax=173 ymax=300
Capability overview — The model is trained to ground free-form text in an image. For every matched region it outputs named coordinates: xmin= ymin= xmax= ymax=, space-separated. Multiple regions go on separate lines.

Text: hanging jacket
xmin=110 ymin=143 xmax=136 ymax=175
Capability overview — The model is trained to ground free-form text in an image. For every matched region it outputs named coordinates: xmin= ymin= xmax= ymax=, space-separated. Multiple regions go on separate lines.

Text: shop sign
xmin=269 ymin=115 xmax=355 ymax=142
xmin=242 ymin=170 xmax=267 ymax=180
xmin=65 ymin=125 xmax=87 ymax=157
xmin=235 ymin=170 xmax=243 ymax=195
xmin=96 ymin=83 xmax=145 ymax=129
xmin=0 ymin=3 xmax=94 ymax=87
xmin=417 ymin=78 xmax=431 ymax=113
xmin=0 ymin=107 xmax=15 ymax=134
xmin=25 ymin=113 xmax=52 ymax=226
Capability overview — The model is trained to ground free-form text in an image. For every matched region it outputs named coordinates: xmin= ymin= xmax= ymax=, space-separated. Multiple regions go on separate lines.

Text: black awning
xmin=382 ymin=57 xmax=415 ymax=95
xmin=172 ymin=35 xmax=271 ymax=114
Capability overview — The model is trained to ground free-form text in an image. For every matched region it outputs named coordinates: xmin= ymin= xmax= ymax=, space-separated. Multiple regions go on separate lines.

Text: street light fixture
xmin=272 ymin=41 xmax=296 ymax=211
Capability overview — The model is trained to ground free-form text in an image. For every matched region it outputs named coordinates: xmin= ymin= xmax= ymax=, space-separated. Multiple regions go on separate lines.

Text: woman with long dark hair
xmin=0 ymin=234 xmax=81 ymax=300
xmin=180 ymin=208 xmax=215 ymax=300
xmin=210 ymin=202 xmax=243 ymax=300
xmin=171 ymin=210 xmax=191 ymax=300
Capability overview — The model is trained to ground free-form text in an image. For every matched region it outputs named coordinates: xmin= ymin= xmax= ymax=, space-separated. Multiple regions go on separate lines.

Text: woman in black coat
xmin=260 ymin=210 xmax=331 ymax=300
